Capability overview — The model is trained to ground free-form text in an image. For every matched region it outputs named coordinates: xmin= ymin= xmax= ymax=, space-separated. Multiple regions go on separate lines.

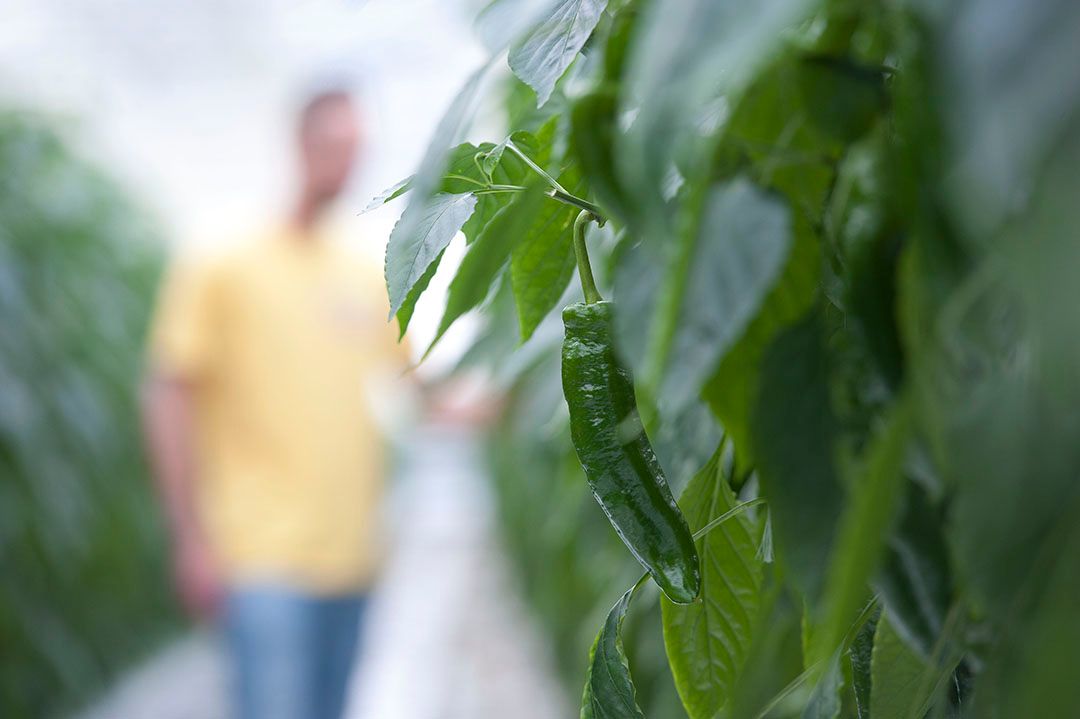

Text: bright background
xmin=0 ymin=1 xmax=572 ymax=717
xmin=0 ymin=0 xmax=502 ymax=368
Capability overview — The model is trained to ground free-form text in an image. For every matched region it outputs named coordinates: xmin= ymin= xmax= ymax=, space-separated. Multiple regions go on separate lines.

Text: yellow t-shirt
xmin=150 ymin=226 xmax=407 ymax=594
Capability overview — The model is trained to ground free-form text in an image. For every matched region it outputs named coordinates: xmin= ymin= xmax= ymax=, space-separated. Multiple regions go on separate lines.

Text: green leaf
xmin=570 ymin=89 xmax=632 ymax=225
xmin=986 ymin=501 xmax=1080 ymax=718
xmin=462 ymin=120 xmax=560 ymax=246
xmin=849 ymin=610 xmax=879 ymax=719
xmin=812 ymin=399 xmax=912 ymax=665
xmin=482 ymin=137 xmax=510 ymax=180
xmin=750 ymin=309 xmax=842 ymax=603
xmin=509 ymin=0 xmax=609 ymax=106
xmin=361 ymin=175 xmax=412 ymax=213
xmin=873 ymin=483 xmax=952 ymax=659
xmin=509 ymin=191 xmax=579 ymax=341
xmin=941 ymin=0 xmax=1080 ymax=237
xmin=384 ymin=192 xmax=478 ymax=318
xmin=801 ymin=649 xmax=844 ymax=719
xmin=869 ymin=613 xmax=929 ymax=719
xmin=395 ymin=249 xmax=444 ymax=339
xmin=426 ymin=185 xmax=548 ymax=354
xmin=582 ymin=587 xmax=645 ymax=719
xmin=656 ymin=178 xmax=793 ymax=414
xmin=618 ymin=0 xmax=820 ymax=230
xmin=385 ymin=59 xmax=493 ymax=316
xmin=661 ymin=451 xmax=762 ymax=719
xmin=462 ymin=193 xmax=504 ymax=245
xmin=702 ymin=223 xmax=820 ymax=465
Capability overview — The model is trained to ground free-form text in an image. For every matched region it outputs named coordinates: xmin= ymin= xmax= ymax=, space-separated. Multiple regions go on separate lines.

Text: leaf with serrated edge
xmin=662 ymin=451 xmax=762 ymax=718
xmin=426 ymin=186 xmax=548 ymax=355
xmin=582 ymin=588 xmax=644 ymax=719
xmin=386 ymin=61 xmax=490 ymax=317
xmin=385 ymin=192 xmax=477 ymax=319
xmin=362 ymin=176 xmax=412 ymax=214
xmin=509 ymin=0 xmax=608 ymax=106
xmin=395 ymin=248 xmax=444 ymax=339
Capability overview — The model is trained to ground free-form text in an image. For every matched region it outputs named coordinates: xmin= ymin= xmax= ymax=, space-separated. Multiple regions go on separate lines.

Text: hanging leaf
xmin=509 ymin=191 xmax=580 ymax=341
xmin=812 ymin=399 xmax=911 ymax=665
xmin=869 ymin=613 xmax=930 ymax=719
xmin=701 ymin=224 xmax=820 ymax=464
xmin=655 ymin=178 xmax=793 ymax=414
xmin=361 ymin=175 xmax=412 ymax=214
xmin=396 ymin=248 xmax=444 ymax=339
xmin=581 ymin=587 xmax=645 ymax=719
xmin=509 ymin=0 xmax=609 ymax=106
xmin=385 ymin=192 xmax=478 ymax=318
xmin=750 ymin=309 xmax=842 ymax=604
xmin=426 ymin=185 xmax=548 ymax=355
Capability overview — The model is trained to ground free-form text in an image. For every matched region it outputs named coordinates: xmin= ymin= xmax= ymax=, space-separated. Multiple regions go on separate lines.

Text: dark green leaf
xmin=662 ymin=451 xmax=763 ymax=718
xmin=570 ymin=90 xmax=632 ymax=225
xmin=384 ymin=192 xmax=478 ymax=318
xmin=618 ymin=0 xmax=820 ymax=231
xmin=849 ymin=609 xmax=879 ymax=719
xmin=796 ymin=57 xmax=887 ymax=145
xmin=426 ymin=186 xmax=548 ymax=354
xmin=801 ymin=649 xmax=843 ymax=719
xmin=509 ymin=187 xmax=580 ymax=341
xmin=702 ymin=224 xmax=819 ymax=464
xmin=873 ymin=483 xmax=952 ymax=659
xmin=657 ymin=178 xmax=793 ymax=414
xmin=509 ymin=0 xmax=609 ymax=106
xmin=813 ymin=399 xmax=911 ymax=665
xmin=869 ymin=613 xmax=929 ymax=719
xmin=750 ymin=309 xmax=842 ymax=603
xmin=582 ymin=587 xmax=645 ymax=719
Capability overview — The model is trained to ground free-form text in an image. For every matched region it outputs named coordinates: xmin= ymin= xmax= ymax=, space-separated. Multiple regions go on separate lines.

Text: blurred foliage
xmin=0 ymin=113 xmax=176 ymax=718
xmin=382 ymin=0 xmax=1080 ymax=714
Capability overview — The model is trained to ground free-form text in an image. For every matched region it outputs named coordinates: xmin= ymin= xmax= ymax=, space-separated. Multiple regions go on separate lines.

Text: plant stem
xmin=549 ymin=189 xmax=604 ymax=219
xmin=573 ymin=210 xmax=603 ymax=304
xmin=506 ymin=140 xmax=568 ymax=194
xmin=474 ymin=185 xmax=604 ymax=219
xmin=693 ymin=498 xmax=766 ymax=540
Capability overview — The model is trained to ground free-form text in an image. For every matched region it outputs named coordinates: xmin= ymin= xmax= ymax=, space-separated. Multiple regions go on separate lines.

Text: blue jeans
xmin=223 ymin=585 xmax=366 ymax=719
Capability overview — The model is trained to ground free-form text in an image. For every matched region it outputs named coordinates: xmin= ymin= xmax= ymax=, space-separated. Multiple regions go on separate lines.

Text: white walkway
xmin=78 ymin=427 xmax=570 ymax=719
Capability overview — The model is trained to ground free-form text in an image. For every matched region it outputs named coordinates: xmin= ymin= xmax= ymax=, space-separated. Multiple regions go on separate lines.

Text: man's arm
xmin=141 ymin=373 xmax=221 ymax=619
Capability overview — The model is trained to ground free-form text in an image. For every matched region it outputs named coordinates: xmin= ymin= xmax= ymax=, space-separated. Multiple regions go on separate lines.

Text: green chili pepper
xmin=562 ymin=300 xmax=701 ymax=604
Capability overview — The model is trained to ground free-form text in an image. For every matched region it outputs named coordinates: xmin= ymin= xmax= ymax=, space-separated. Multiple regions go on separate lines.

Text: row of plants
xmin=378 ymin=0 xmax=1080 ymax=716
xmin=0 ymin=114 xmax=176 ymax=718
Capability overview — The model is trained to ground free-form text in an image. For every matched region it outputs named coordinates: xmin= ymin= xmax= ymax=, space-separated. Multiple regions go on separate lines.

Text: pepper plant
xmin=377 ymin=0 xmax=1080 ymax=715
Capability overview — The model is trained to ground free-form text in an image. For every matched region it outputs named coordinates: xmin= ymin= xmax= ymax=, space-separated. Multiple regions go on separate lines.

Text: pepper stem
xmin=573 ymin=210 xmax=603 ymax=304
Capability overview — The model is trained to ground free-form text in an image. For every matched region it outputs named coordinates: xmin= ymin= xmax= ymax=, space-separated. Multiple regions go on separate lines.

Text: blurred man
xmin=142 ymin=89 xmax=407 ymax=719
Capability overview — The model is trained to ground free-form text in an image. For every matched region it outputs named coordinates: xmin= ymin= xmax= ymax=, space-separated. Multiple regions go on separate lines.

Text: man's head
xmin=297 ymin=89 xmax=362 ymax=206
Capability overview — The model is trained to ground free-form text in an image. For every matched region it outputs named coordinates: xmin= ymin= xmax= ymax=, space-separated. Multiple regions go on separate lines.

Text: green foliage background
xmin=382 ymin=0 xmax=1080 ymax=715
xmin=0 ymin=114 xmax=177 ymax=718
